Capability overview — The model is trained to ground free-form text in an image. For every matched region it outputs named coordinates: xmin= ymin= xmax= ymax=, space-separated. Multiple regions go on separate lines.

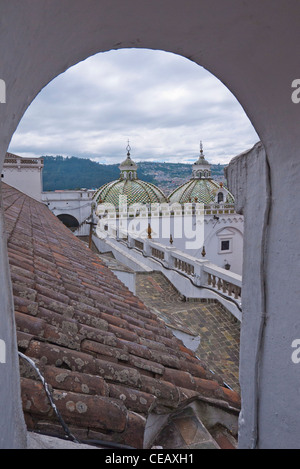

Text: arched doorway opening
xmin=57 ymin=213 xmax=79 ymax=230
xmin=6 ymin=45 xmax=255 ymax=449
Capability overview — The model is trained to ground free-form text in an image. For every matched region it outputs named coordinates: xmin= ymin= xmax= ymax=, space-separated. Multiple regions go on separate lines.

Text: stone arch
xmin=1 ymin=1 xmax=300 ymax=450
xmin=216 ymin=225 xmax=244 ymax=239
xmin=57 ymin=213 xmax=79 ymax=229
xmin=217 ymin=191 xmax=224 ymax=203
xmin=0 ymin=2 xmax=270 ymax=168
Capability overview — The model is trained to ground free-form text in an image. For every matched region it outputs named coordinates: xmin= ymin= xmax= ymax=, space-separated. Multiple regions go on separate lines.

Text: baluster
xmin=234 ymin=287 xmax=241 ymax=299
xmin=212 ymin=275 xmax=216 ymax=288
xmin=208 ymin=273 xmax=212 ymax=285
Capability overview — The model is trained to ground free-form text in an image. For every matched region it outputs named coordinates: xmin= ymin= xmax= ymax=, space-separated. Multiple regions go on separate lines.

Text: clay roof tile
xmin=2 ymin=183 xmax=240 ymax=449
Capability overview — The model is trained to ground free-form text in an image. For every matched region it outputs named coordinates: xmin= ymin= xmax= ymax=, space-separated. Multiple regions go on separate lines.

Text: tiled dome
xmin=93 ymin=178 xmax=168 ymax=206
xmin=168 ymin=178 xmax=235 ymax=204
xmin=169 ymin=142 xmax=235 ymax=205
xmin=93 ymin=144 xmax=167 ymax=207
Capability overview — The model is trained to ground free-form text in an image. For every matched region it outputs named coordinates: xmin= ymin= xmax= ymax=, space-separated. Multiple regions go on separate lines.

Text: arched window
xmin=217 ymin=192 xmax=224 ymax=203
xmin=57 ymin=214 xmax=79 ymax=230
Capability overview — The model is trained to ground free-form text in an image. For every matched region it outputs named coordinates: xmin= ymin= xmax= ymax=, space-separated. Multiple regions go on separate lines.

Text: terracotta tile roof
xmin=2 ymin=183 xmax=240 ymax=449
xmin=135 ymin=272 xmax=241 ymax=392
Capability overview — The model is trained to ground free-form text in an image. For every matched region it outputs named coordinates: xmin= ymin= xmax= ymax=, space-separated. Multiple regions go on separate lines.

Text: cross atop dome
xmin=200 ymin=140 xmax=204 ymax=155
xmin=126 ymin=140 xmax=131 ymax=157
xmin=93 ymin=142 xmax=167 ymax=206
xmin=192 ymin=141 xmax=212 ymax=178
xmin=119 ymin=140 xmax=138 ymax=180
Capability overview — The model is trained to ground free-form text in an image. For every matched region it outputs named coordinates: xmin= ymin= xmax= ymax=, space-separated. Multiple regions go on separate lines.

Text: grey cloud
xmin=9 ymin=48 xmax=258 ymax=165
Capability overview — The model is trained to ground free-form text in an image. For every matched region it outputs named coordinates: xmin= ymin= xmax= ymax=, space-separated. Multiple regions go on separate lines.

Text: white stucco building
xmin=42 ymin=189 xmax=95 ymax=230
xmin=2 ymin=153 xmax=43 ymax=202
xmin=93 ymin=144 xmax=244 ymax=275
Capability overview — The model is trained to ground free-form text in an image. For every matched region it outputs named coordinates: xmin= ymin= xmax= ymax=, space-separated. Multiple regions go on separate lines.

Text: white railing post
xmin=127 ymin=233 xmax=135 ymax=249
xmin=193 ymin=259 xmax=210 ymax=286
xmin=142 ymin=238 xmax=151 ymax=257
xmin=202 ymin=262 xmax=242 ymax=304
xmin=163 ymin=246 xmax=177 ymax=268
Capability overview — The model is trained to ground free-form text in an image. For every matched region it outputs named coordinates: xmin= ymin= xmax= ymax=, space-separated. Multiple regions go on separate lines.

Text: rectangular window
xmin=221 ymin=239 xmax=230 ymax=251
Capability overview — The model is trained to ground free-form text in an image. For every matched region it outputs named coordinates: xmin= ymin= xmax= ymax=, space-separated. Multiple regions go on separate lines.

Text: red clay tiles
xmin=2 ymin=183 xmax=240 ymax=448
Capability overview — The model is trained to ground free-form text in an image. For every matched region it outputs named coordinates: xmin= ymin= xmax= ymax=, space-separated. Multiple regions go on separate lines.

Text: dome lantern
xmin=169 ymin=142 xmax=235 ymax=205
xmin=192 ymin=141 xmax=212 ymax=179
xmin=93 ymin=143 xmax=168 ymax=208
xmin=119 ymin=141 xmax=138 ymax=180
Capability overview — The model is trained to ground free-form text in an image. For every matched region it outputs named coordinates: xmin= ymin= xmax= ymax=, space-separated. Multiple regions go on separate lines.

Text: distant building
xmin=42 ymin=189 xmax=95 ymax=231
xmin=2 ymin=152 xmax=43 ymax=201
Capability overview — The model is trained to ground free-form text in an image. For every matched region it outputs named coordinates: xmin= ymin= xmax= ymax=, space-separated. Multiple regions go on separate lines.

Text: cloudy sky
xmin=8 ymin=48 xmax=259 ymax=165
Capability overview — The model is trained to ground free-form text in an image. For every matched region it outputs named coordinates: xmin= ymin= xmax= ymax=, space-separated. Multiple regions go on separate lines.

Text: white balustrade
xmin=202 ymin=262 xmax=242 ymax=301
xmin=124 ymin=233 xmax=242 ymax=306
xmin=4 ymin=154 xmax=43 ymax=167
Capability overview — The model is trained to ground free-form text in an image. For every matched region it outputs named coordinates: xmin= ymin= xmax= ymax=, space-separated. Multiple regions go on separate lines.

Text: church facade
xmin=93 ymin=143 xmax=244 ymax=276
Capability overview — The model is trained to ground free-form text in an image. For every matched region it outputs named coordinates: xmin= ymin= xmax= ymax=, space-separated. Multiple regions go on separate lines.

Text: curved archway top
xmin=57 ymin=213 xmax=79 ymax=228
xmin=1 ymin=0 xmax=300 ymax=165
xmin=216 ymin=226 xmax=243 ymax=237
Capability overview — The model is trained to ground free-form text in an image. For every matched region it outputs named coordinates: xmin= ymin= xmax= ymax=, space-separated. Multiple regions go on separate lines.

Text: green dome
xmin=169 ymin=142 xmax=235 ymax=205
xmin=168 ymin=178 xmax=235 ymax=205
xmin=93 ymin=178 xmax=167 ymax=207
xmin=94 ymin=143 xmax=168 ymax=207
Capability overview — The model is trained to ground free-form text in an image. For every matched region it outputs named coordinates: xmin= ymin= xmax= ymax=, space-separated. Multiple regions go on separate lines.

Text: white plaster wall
xmin=112 ymin=270 xmax=136 ymax=295
xmin=42 ymin=190 xmax=94 ymax=225
xmin=0 ymin=0 xmax=299 ymax=449
xmin=120 ymin=214 xmax=244 ymax=274
xmin=227 ymin=142 xmax=300 ymax=449
xmin=204 ymin=223 xmax=244 ymax=275
xmin=93 ymin=234 xmax=242 ymax=321
xmin=2 ymin=167 xmax=43 ymax=201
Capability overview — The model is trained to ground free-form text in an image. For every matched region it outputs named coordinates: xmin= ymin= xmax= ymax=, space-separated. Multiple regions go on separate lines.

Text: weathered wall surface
xmin=2 ymin=167 xmax=43 ymax=202
xmin=226 ymin=142 xmax=270 ymax=448
xmin=227 ymin=141 xmax=300 ymax=449
xmin=0 ymin=187 xmax=27 ymax=447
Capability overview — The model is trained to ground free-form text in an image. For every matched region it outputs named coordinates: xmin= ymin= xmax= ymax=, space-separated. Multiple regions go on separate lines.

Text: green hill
xmin=42 ymin=155 xmax=226 ymax=193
